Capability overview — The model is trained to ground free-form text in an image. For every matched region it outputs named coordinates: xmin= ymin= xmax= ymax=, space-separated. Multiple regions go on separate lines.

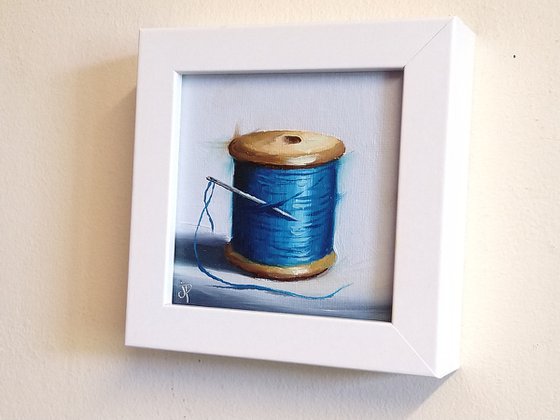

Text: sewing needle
xmin=206 ymin=176 xmax=298 ymax=221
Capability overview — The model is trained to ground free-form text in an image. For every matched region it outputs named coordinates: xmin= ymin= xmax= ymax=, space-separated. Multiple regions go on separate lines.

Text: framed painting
xmin=125 ymin=17 xmax=475 ymax=377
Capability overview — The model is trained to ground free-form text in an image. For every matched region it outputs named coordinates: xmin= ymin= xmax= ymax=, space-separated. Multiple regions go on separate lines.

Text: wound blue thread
xmin=231 ymin=161 xmax=337 ymax=267
xmin=193 ymin=181 xmax=350 ymax=299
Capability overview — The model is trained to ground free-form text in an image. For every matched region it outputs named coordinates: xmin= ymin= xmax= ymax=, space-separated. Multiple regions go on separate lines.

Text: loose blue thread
xmin=194 ymin=181 xmax=350 ymax=299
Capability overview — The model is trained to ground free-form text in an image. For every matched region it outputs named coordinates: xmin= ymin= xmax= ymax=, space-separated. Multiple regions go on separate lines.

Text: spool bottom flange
xmin=224 ymin=243 xmax=336 ymax=281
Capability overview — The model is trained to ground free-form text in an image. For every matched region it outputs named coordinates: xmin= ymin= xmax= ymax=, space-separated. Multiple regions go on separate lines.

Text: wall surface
xmin=1 ymin=1 xmax=559 ymax=418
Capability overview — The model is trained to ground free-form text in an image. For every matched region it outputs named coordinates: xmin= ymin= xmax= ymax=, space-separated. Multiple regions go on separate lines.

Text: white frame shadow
xmin=125 ymin=18 xmax=475 ymax=377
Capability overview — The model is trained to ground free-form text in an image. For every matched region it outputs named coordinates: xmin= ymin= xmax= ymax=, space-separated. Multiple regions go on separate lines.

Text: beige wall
xmin=2 ymin=1 xmax=559 ymax=418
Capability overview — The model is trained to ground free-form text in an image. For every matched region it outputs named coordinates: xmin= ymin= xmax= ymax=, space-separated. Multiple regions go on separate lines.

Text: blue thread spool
xmin=225 ymin=130 xmax=345 ymax=280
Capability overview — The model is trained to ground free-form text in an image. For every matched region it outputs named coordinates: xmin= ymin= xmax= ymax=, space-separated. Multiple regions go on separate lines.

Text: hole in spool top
xmin=282 ymin=135 xmax=303 ymax=144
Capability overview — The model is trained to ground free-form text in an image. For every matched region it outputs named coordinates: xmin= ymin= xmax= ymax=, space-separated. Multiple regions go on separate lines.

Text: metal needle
xmin=206 ymin=176 xmax=298 ymax=221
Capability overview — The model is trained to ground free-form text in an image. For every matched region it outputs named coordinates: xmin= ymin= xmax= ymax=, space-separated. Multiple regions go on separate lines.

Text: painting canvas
xmin=172 ymin=70 xmax=402 ymax=321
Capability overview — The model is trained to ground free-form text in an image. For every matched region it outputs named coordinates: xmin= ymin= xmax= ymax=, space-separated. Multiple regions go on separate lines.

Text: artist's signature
xmin=177 ymin=281 xmax=193 ymax=303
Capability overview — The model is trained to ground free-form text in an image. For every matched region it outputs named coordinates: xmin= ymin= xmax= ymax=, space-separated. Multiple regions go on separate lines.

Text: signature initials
xmin=178 ymin=282 xmax=193 ymax=303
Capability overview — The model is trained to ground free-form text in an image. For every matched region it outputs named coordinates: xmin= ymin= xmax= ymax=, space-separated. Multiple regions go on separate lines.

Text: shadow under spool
xmin=225 ymin=130 xmax=345 ymax=281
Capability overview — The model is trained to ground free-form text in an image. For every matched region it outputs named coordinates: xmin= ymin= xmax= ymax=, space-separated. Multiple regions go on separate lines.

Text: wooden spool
xmin=225 ymin=130 xmax=345 ymax=280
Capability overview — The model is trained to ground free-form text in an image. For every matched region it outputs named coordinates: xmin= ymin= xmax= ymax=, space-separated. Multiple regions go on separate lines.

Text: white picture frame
xmin=125 ymin=17 xmax=475 ymax=377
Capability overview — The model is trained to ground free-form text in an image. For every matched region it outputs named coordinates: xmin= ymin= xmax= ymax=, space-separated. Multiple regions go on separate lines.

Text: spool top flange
xmin=228 ymin=130 xmax=345 ymax=168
